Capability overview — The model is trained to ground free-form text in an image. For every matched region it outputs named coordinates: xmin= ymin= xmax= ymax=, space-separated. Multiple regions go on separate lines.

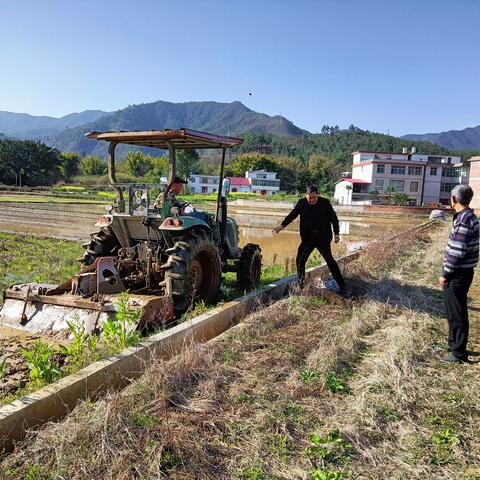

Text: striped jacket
xmin=442 ymin=207 xmax=479 ymax=279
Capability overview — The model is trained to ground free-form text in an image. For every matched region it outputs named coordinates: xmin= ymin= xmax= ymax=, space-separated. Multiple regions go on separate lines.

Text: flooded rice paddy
xmin=0 ymin=201 xmax=422 ymax=265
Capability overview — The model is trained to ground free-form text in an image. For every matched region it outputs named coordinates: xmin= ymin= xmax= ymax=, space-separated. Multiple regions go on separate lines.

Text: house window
xmin=442 ymin=169 xmax=457 ymax=178
xmin=410 ymin=181 xmax=419 ymax=192
xmin=376 ymin=164 xmax=385 ymax=174
xmin=375 ymin=179 xmax=384 ymax=191
xmin=440 ymin=183 xmax=459 ymax=193
xmin=391 ymin=165 xmax=406 ymax=175
xmin=201 ymin=186 xmax=208 ymax=193
xmin=189 ymin=177 xmax=196 ymax=183
xmin=389 ymin=180 xmax=404 ymax=192
xmin=430 ymin=167 xmax=437 ymax=175
xmin=408 ymin=166 xmax=422 ymax=175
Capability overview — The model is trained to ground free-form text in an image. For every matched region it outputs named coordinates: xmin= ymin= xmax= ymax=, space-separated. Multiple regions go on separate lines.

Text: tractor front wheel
xmin=237 ymin=243 xmax=262 ymax=289
xmin=79 ymin=228 xmax=120 ymax=267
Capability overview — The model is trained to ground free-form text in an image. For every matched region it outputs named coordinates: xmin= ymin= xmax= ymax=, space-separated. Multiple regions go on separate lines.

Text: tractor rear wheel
xmin=237 ymin=243 xmax=262 ymax=289
xmin=164 ymin=230 xmax=221 ymax=314
xmin=78 ymin=228 xmax=120 ymax=267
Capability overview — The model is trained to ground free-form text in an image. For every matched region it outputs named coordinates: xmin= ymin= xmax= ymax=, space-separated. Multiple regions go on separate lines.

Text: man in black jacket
xmin=273 ymin=185 xmax=345 ymax=291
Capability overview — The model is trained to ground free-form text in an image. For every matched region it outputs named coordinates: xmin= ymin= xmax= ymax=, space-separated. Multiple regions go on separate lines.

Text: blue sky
xmin=1 ymin=0 xmax=479 ymax=136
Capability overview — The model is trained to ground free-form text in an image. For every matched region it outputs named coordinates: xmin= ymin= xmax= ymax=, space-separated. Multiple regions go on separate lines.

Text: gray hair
xmin=451 ymin=184 xmax=474 ymax=205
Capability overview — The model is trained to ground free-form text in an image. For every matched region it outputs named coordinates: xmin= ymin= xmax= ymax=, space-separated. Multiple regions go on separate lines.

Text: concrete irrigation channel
xmin=0 ymin=220 xmax=437 ymax=453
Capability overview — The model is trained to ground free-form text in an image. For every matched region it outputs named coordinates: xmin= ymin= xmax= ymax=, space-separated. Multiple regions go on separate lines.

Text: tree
xmin=0 ymin=139 xmax=61 ymax=186
xmin=59 ymin=152 xmax=80 ymax=182
xmin=369 ymin=188 xmax=380 ymax=201
xmin=80 ymin=156 xmax=107 ymax=176
xmin=145 ymin=156 xmax=169 ymax=183
xmin=384 ymin=186 xmax=396 ymax=204
xmin=308 ymin=154 xmax=343 ymax=193
xmin=272 ymin=155 xmax=311 ymax=193
xmin=124 ymin=151 xmax=152 ymax=177
xmin=176 ymin=149 xmax=201 ymax=179
xmin=392 ymin=192 xmax=410 ymax=206
xmin=229 ymin=153 xmax=277 ymax=177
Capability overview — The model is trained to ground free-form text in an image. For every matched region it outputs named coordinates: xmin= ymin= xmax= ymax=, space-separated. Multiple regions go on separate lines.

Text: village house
xmin=188 ymin=169 xmax=281 ymax=196
xmin=188 ymin=174 xmax=219 ymax=194
xmin=334 ymin=148 xmax=467 ymax=206
xmin=468 ymin=156 xmax=480 ymax=210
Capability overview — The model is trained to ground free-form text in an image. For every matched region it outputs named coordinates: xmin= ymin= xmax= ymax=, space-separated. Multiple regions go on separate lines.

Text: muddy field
xmin=0 ymin=201 xmax=424 ymax=404
xmin=0 ymin=327 xmax=40 ymax=402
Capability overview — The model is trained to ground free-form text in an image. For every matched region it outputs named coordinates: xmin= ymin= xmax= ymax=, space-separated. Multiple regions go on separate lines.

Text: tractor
xmin=0 ymin=129 xmax=262 ymax=334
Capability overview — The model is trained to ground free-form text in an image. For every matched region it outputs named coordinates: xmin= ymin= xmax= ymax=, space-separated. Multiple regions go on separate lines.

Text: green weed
xmin=301 ymin=369 xmax=317 ymax=383
xmin=181 ymin=299 xmax=210 ymax=321
xmin=377 ymin=405 xmax=402 ymax=422
xmin=270 ymin=433 xmax=289 ymax=461
xmin=281 ymin=402 xmax=306 ymax=426
xmin=24 ymin=464 xmax=51 ymax=480
xmin=325 ymin=372 xmax=349 ymax=394
xmin=60 ymin=315 xmax=98 ymax=368
xmin=235 ymin=392 xmax=256 ymax=404
xmin=440 ymin=392 xmax=463 ymax=405
xmin=238 ymin=466 xmax=267 ymax=480
xmin=103 ymin=292 xmax=142 ymax=351
xmin=131 ymin=411 xmax=158 ymax=429
xmin=21 ymin=340 xmax=63 ymax=386
xmin=311 ymin=470 xmax=343 ymax=480
xmin=304 ymin=429 xmax=352 ymax=466
xmin=220 ymin=347 xmax=239 ymax=364
xmin=159 ymin=448 xmax=182 ymax=473
xmin=431 ymin=428 xmax=458 ymax=465
xmin=0 ymin=357 xmax=7 ymax=378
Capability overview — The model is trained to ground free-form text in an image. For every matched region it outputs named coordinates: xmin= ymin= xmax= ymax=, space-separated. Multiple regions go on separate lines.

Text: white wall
xmin=188 ymin=175 xmax=219 ymax=194
xmin=334 ymin=181 xmax=353 ymax=205
xmin=351 ymin=163 xmax=374 ymax=182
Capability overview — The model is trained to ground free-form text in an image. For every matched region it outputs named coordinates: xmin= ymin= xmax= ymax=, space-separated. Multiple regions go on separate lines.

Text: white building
xmin=334 ymin=148 xmax=466 ymax=206
xmin=334 ymin=179 xmax=372 ymax=205
xmin=188 ymin=169 xmax=281 ymax=196
xmin=188 ymin=174 xmax=219 ymax=194
xmin=245 ymin=169 xmax=281 ymax=195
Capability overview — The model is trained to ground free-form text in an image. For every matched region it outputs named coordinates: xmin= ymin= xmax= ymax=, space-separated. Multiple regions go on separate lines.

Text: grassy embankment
xmin=0 ymin=231 xmax=301 ymax=404
xmin=2 ymin=222 xmax=479 ymax=479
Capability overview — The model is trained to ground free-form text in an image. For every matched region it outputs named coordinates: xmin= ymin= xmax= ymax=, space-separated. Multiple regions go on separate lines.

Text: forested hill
xmin=236 ymin=126 xmax=455 ymax=163
xmin=48 ymin=101 xmax=308 ymax=157
xmin=402 ymin=124 xmax=480 ymax=150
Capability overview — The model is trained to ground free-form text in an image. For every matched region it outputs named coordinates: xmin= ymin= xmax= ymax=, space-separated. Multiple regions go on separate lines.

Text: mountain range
xmin=0 ymin=101 xmax=308 ymax=157
xmin=2 ymin=100 xmax=480 ymax=154
xmin=0 ymin=110 xmax=108 ymax=139
xmin=402 ymin=125 xmax=480 ymax=151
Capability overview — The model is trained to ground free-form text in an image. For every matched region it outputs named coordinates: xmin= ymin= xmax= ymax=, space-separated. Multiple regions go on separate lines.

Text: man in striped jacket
xmin=439 ymin=185 xmax=479 ymax=363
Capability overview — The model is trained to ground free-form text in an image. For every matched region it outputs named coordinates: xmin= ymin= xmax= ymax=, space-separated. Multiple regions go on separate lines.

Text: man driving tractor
xmin=153 ymin=176 xmax=189 ymax=215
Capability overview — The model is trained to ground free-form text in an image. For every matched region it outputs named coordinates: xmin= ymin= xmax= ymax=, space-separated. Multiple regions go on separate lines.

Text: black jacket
xmin=281 ymin=197 xmax=340 ymax=243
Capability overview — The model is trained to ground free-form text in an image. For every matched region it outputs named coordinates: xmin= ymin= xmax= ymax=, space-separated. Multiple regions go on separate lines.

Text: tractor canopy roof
xmin=85 ymin=128 xmax=243 ymax=149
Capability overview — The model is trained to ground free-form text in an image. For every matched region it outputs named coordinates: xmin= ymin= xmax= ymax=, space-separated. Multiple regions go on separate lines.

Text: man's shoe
xmin=440 ymin=353 xmax=467 ymax=364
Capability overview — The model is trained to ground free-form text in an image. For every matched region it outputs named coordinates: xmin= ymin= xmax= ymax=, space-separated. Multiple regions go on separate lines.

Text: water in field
xmin=0 ymin=201 xmax=421 ymax=264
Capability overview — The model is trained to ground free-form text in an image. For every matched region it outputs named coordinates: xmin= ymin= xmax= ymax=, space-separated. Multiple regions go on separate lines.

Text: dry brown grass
xmin=2 ymin=222 xmax=480 ymax=480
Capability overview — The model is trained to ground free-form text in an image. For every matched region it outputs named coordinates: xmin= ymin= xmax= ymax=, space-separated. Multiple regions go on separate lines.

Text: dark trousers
xmin=444 ymin=268 xmax=474 ymax=359
xmin=296 ymin=240 xmax=345 ymax=289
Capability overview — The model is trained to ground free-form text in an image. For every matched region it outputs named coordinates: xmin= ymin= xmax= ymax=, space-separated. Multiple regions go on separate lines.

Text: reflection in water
xmin=237 ymin=217 xmax=421 ymax=265
xmin=339 ymin=221 xmax=350 ymax=235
